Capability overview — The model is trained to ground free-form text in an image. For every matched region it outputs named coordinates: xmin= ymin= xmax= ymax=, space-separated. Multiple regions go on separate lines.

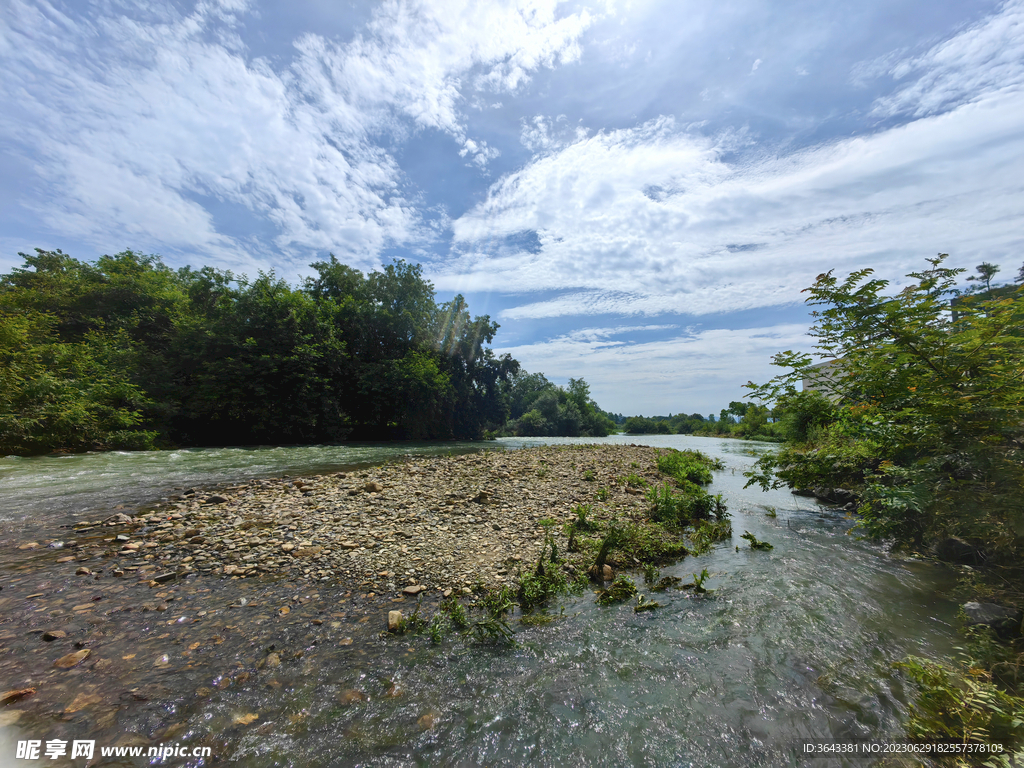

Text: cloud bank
xmin=0 ymin=0 xmax=591 ymax=270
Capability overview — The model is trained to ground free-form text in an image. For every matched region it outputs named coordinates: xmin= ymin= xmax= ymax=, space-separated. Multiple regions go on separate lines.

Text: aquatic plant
xmin=440 ymin=596 xmax=469 ymax=630
xmin=682 ymin=568 xmax=711 ymax=594
xmin=592 ymin=525 xmax=621 ymax=579
xmin=651 ymin=575 xmax=682 ymax=592
xmin=479 ymin=585 xmax=515 ymax=618
xmin=428 ymin=613 xmax=446 ymax=643
xmin=595 ymin=487 xmax=610 ymax=501
xmin=689 ymin=519 xmax=733 ymax=555
xmin=634 ymin=594 xmax=662 ymax=612
xmin=597 ymin=575 xmax=638 ymax=605
xmin=741 ymin=531 xmax=773 ymax=550
xmin=643 ymin=563 xmax=661 ymax=585
xmin=471 ymin=614 xmax=516 ymax=645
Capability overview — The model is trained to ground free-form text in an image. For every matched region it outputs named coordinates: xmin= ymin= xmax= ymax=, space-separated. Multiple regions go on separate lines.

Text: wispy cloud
xmin=0 ymin=0 xmax=592 ymax=268
xmin=869 ymin=0 xmax=1024 ymax=119
xmin=447 ymin=2 xmax=1024 ymax=318
xmin=494 ymin=323 xmax=812 ymax=414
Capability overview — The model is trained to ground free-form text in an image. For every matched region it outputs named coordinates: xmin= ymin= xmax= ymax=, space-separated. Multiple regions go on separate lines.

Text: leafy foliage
xmin=896 ymin=656 xmax=1024 ymax=755
xmin=745 ymin=255 xmax=1024 ymax=558
xmin=0 ymin=249 xmax=526 ymax=453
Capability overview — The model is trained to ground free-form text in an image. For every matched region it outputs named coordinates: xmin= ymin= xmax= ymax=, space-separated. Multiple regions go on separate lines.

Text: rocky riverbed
xmin=0 ymin=445 xmax=673 ymax=738
xmin=26 ymin=444 xmax=663 ymax=599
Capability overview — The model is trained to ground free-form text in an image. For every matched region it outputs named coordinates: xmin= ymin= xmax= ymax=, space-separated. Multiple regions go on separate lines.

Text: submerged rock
xmin=54 ymin=649 xmax=91 ymax=668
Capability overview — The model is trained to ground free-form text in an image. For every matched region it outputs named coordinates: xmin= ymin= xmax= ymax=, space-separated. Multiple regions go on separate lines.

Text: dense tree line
xmin=622 ymin=404 xmax=780 ymax=441
xmin=1 ymin=249 xmax=529 ymax=453
xmin=494 ymin=372 xmax=617 ymax=437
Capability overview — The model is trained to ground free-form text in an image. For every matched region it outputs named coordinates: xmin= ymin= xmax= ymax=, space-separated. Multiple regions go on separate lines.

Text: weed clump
xmin=651 ymin=575 xmax=682 ymax=592
xmin=656 ymin=448 xmax=721 ymax=485
xmin=597 ymin=575 xmax=638 ymax=605
xmin=689 ymin=519 xmax=733 ymax=555
xmin=634 ymin=594 xmax=662 ymax=613
xmin=741 ymin=531 xmax=773 ymax=550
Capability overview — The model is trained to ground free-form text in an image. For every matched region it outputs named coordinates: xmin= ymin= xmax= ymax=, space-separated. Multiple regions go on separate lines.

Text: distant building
xmin=802 ymin=359 xmax=844 ymax=402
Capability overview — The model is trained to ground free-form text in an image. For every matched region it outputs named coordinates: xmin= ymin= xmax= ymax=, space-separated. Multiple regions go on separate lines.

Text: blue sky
xmin=2 ymin=0 xmax=1023 ymax=416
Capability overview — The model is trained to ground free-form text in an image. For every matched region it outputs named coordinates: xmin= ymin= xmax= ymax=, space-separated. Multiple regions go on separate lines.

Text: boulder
xmin=963 ymin=602 xmax=1022 ymax=636
xmin=933 ymin=537 xmax=980 ymax=564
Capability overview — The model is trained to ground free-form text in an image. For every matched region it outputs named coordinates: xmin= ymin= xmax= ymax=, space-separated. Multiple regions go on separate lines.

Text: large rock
xmin=933 ymin=537 xmax=980 ymax=564
xmin=963 ymin=602 xmax=1022 ymax=636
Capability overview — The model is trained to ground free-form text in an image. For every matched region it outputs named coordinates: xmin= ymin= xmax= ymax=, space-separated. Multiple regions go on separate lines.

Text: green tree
xmin=746 ymin=255 xmax=1024 ymax=553
xmin=965 ymin=261 xmax=1000 ymax=294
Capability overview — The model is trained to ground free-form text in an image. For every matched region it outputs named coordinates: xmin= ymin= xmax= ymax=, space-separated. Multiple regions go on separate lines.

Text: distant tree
xmin=965 ymin=261 xmax=1000 ymax=293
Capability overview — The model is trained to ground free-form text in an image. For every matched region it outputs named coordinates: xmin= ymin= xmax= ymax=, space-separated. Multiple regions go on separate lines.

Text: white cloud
xmin=751 ymin=58 xmax=762 ymax=73
xmin=447 ymin=3 xmax=1024 ymax=318
xmin=0 ymin=0 xmax=591 ymax=266
xmin=869 ymin=0 xmax=1024 ymax=118
xmin=494 ymin=323 xmax=812 ymax=414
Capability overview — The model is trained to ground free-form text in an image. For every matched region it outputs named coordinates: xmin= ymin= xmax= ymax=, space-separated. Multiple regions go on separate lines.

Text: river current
xmin=0 ymin=435 xmax=959 ymax=767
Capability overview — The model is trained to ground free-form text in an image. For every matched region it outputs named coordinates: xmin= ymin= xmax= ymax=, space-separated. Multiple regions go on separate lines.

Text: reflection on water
xmin=0 ymin=435 xmax=960 ymax=767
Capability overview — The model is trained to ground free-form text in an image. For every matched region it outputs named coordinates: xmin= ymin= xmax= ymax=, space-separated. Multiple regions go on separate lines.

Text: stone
xmin=65 ymin=692 xmax=102 ymax=713
xmin=265 ymin=653 xmax=281 ymax=668
xmin=933 ymin=537 xmax=980 ymax=564
xmin=338 ymin=689 xmax=367 ymax=705
xmin=76 ymin=567 xmax=92 ymax=576
xmin=364 ymin=482 xmax=384 ymax=493
xmin=402 ymin=585 xmax=426 ymax=596
xmin=103 ymin=513 xmax=133 ymax=524
xmin=963 ymin=602 xmax=1022 ymax=635
xmin=18 ymin=542 xmax=39 ymax=550
xmin=387 ymin=610 xmax=403 ymax=632
xmin=0 ymin=688 xmax=35 ymax=704
xmin=204 ymin=495 xmax=229 ymax=504
xmin=152 ymin=572 xmax=177 ymax=584
xmin=831 ymin=488 xmax=857 ymax=505
xmin=54 ymin=649 xmax=91 ymax=668
xmin=42 ymin=630 xmax=67 ymax=641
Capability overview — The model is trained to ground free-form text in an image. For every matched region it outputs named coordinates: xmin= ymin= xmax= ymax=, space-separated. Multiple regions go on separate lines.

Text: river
xmin=0 ymin=435 xmax=959 ymax=767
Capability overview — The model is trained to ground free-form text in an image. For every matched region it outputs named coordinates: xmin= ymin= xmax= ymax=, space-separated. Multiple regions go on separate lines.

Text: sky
xmin=2 ymin=0 xmax=1023 ymax=417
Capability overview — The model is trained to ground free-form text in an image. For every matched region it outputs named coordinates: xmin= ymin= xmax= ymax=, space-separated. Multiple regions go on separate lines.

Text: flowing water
xmin=0 ymin=436 xmax=960 ymax=767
